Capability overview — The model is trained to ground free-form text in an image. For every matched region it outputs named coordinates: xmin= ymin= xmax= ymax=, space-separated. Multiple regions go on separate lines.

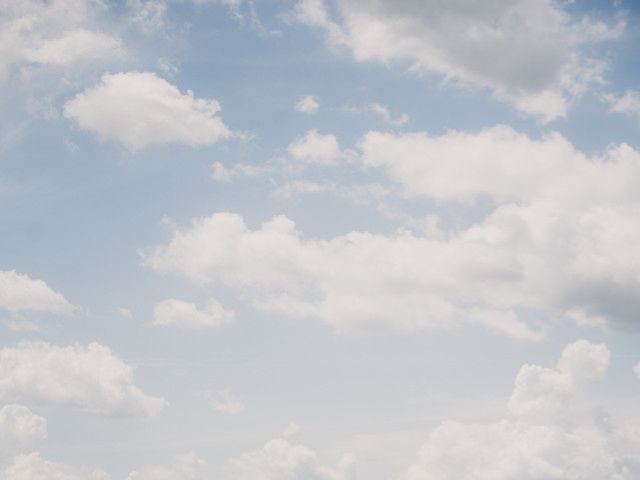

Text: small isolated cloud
xmin=288 ymin=129 xmax=342 ymax=165
xmin=208 ymin=389 xmax=244 ymax=415
xmin=0 ymin=270 xmax=74 ymax=315
xmin=0 ymin=341 xmax=167 ymax=416
xmin=369 ymin=103 xmax=409 ymax=126
xmin=604 ymin=90 xmax=640 ymax=120
xmin=153 ymin=298 xmax=234 ymax=329
xmin=295 ymin=95 xmax=320 ymax=114
xmin=0 ymin=404 xmax=47 ymax=452
xmin=211 ymin=161 xmax=269 ymax=182
xmin=403 ymin=340 xmax=640 ymax=480
xmin=64 ymin=71 xmax=232 ymax=150
xmin=226 ymin=437 xmax=353 ymax=480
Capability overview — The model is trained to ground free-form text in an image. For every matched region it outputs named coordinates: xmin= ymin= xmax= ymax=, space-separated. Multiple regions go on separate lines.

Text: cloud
xmin=604 ymin=90 xmax=640 ymax=120
xmin=142 ymin=212 xmax=545 ymax=340
xmin=288 ymin=129 xmax=343 ymax=165
xmin=208 ymin=389 xmax=244 ymax=414
xmin=0 ymin=0 xmax=123 ymax=80
xmin=126 ymin=453 xmax=205 ymax=480
xmin=369 ymin=103 xmax=409 ymax=126
xmin=226 ymin=437 xmax=353 ymax=480
xmin=403 ymin=340 xmax=640 ymax=480
xmin=0 ymin=270 xmax=74 ymax=315
xmin=64 ymin=71 xmax=232 ymax=150
xmin=0 ymin=404 xmax=47 ymax=452
xmin=0 ymin=341 xmax=167 ymax=416
xmin=1 ymin=453 xmax=109 ymax=480
xmin=292 ymin=0 xmax=624 ymax=121
xmin=153 ymin=298 xmax=234 ymax=329
xmin=295 ymin=95 xmax=320 ymax=114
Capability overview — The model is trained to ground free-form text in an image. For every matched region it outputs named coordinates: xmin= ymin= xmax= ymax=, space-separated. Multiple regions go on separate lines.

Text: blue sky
xmin=1 ymin=1 xmax=640 ymax=479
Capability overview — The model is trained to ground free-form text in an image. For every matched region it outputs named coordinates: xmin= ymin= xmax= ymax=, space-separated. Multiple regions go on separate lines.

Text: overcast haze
xmin=1 ymin=0 xmax=640 ymax=479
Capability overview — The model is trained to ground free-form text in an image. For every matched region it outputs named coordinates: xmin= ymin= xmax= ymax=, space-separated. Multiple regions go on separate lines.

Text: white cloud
xmin=1 ymin=453 xmax=109 ymax=480
xmin=403 ymin=340 xmax=640 ymax=480
xmin=0 ymin=341 xmax=167 ymax=416
xmin=211 ymin=161 xmax=269 ymax=182
xmin=126 ymin=453 xmax=205 ymax=480
xmin=369 ymin=103 xmax=409 ymax=126
xmin=634 ymin=362 xmax=640 ymax=381
xmin=0 ymin=0 xmax=123 ymax=80
xmin=142 ymin=212 xmax=545 ymax=339
xmin=0 ymin=270 xmax=74 ymax=315
xmin=288 ymin=129 xmax=342 ymax=165
xmin=208 ymin=389 xmax=244 ymax=414
xmin=0 ymin=404 xmax=47 ymax=452
xmin=226 ymin=438 xmax=353 ymax=480
xmin=292 ymin=0 xmax=624 ymax=121
xmin=604 ymin=90 xmax=640 ymax=119
xmin=64 ymin=71 xmax=232 ymax=150
xmin=153 ymin=298 xmax=234 ymax=329
xmin=295 ymin=95 xmax=320 ymax=114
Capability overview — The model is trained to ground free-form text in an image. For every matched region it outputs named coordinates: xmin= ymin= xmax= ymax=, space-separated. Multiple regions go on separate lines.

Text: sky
xmin=1 ymin=0 xmax=640 ymax=479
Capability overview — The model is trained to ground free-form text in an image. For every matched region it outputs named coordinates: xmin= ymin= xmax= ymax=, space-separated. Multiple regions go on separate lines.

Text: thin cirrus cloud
xmin=0 ymin=270 xmax=74 ymax=315
xmin=292 ymin=0 xmax=625 ymax=122
xmin=64 ymin=71 xmax=232 ymax=150
xmin=0 ymin=341 xmax=167 ymax=417
xmin=153 ymin=298 xmax=234 ymax=330
xmin=403 ymin=340 xmax=640 ymax=480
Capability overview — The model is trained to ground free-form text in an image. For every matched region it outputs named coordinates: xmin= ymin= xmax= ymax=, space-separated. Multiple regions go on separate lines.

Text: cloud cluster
xmin=403 ymin=340 xmax=640 ymax=480
xmin=0 ymin=0 xmax=123 ymax=80
xmin=0 ymin=404 xmax=47 ymax=452
xmin=64 ymin=71 xmax=231 ymax=150
xmin=153 ymin=298 xmax=234 ymax=329
xmin=0 ymin=341 xmax=167 ymax=416
xmin=0 ymin=270 xmax=73 ymax=315
xmin=293 ymin=0 xmax=624 ymax=121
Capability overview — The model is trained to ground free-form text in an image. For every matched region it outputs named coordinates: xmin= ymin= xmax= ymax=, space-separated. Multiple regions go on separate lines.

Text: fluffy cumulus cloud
xmin=0 ymin=270 xmax=74 ymax=314
xmin=153 ymin=298 xmax=234 ymax=329
xmin=295 ymin=95 xmax=320 ymax=114
xmin=143 ymin=124 xmax=640 ymax=338
xmin=288 ymin=129 xmax=343 ymax=165
xmin=226 ymin=438 xmax=353 ymax=480
xmin=604 ymin=90 xmax=640 ymax=120
xmin=293 ymin=0 xmax=624 ymax=121
xmin=1 ymin=453 xmax=109 ymax=480
xmin=64 ymin=71 xmax=232 ymax=150
xmin=0 ymin=342 xmax=167 ymax=416
xmin=403 ymin=340 xmax=640 ymax=480
xmin=0 ymin=404 xmax=47 ymax=452
xmin=0 ymin=0 xmax=123 ymax=79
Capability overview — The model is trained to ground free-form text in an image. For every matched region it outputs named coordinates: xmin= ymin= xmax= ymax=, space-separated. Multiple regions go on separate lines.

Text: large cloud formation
xmin=64 ymin=71 xmax=231 ymax=150
xmin=0 ymin=342 xmax=167 ymax=416
xmin=403 ymin=340 xmax=640 ymax=480
xmin=144 ymin=124 xmax=640 ymax=339
xmin=293 ymin=0 xmax=624 ymax=121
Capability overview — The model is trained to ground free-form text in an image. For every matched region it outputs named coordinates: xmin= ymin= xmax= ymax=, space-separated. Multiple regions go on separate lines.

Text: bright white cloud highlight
xmin=153 ymin=298 xmax=234 ymax=329
xmin=208 ymin=389 xmax=244 ymax=415
xmin=0 ymin=404 xmax=47 ymax=451
xmin=288 ymin=129 xmax=342 ymax=165
xmin=64 ymin=71 xmax=231 ymax=150
xmin=0 ymin=270 xmax=73 ymax=314
xmin=293 ymin=0 xmax=624 ymax=121
xmin=0 ymin=342 xmax=167 ymax=416
xmin=226 ymin=438 xmax=353 ymax=480
xmin=295 ymin=95 xmax=320 ymax=114
xmin=403 ymin=340 xmax=640 ymax=480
